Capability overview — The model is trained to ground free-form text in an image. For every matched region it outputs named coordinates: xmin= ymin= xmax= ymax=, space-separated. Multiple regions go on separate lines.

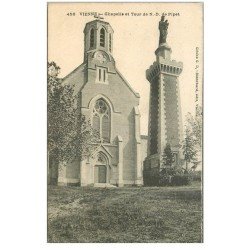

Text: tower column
xmin=143 ymin=16 xmax=184 ymax=185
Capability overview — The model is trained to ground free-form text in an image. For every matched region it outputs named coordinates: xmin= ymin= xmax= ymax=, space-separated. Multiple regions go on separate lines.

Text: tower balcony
xmin=146 ymin=61 xmax=183 ymax=82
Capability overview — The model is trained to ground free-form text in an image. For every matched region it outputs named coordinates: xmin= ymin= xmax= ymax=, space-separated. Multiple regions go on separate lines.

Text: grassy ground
xmin=48 ymin=182 xmax=202 ymax=243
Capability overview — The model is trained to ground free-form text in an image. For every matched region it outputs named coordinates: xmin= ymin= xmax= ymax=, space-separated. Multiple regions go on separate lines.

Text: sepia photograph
xmin=3 ymin=0 xmax=250 ymax=249
xmin=47 ymin=2 xmax=203 ymax=243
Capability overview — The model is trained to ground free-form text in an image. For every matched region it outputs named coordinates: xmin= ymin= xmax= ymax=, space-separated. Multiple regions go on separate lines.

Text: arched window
xmin=100 ymin=28 xmax=105 ymax=47
xmin=90 ymin=28 xmax=94 ymax=48
xmin=93 ymin=98 xmax=110 ymax=142
xmin=109 ymin=33 xmax=112 ymax=52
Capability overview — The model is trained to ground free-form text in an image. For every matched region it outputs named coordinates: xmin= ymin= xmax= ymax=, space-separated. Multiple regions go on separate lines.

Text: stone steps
xmin=93 ymin=183 xmax=117 ymax=188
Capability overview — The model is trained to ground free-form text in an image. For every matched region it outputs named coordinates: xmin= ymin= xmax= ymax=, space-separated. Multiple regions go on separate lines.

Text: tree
xmin=162 ymin=143 xmax=175 ymax=168
xmin=182 ymin=124 xmax=198 ymax=170
xmin=186 ymin=106 xmax=203 ymax=151
xmin=182 ymin=107 xmax=203 ymax=171
xmin=159 ymin=143 xmax=175 ymax=185
xmin=48 ymin=62 xmax=99 ymax=181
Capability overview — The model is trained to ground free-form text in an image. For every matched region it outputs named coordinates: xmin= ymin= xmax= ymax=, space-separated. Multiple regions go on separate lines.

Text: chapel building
xmin=54 ymin=18 xmax=147 ymax=187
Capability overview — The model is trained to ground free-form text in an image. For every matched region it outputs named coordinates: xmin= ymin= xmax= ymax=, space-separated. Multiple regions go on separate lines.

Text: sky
xmin=48 ymin=2 xmax=203 ymax=135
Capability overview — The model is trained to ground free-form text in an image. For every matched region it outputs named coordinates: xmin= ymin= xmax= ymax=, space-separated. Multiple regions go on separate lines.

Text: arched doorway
xmin=94 ymin=152 xmax=109 ymax=184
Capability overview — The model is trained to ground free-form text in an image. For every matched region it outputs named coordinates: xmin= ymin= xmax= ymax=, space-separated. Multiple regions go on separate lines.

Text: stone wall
xmin=141 ymin=135 xmax=148 ymax=163
xmin=163 ymin=75 xmax=181 ymax=149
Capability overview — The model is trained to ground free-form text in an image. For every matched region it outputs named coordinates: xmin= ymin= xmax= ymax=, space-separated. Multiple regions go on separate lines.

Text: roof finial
xmin=94 ymin=13 xmax=104 ymax=20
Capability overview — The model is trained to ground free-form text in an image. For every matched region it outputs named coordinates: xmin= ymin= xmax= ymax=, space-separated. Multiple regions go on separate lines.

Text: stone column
xmin=134 ymin=106 xmax=143 ymax=185
xmin=117 ymin=135 xmax=124 ymax=187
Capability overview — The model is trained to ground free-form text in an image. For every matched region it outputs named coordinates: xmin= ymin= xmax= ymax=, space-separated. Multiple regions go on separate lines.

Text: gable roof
xmin=62 ymin=63 xmax=86 ymax=95
xmin=115 ymin=67 xmax=140 ymax=98
xmin=91 ymin=144 xmax=113 ymax=159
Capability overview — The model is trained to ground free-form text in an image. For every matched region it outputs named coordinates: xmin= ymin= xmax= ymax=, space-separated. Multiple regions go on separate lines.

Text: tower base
xmin=143 ymin=154 xmax=160 ymax=186
xmin=143 ymin=152 xmax=184 ymax=186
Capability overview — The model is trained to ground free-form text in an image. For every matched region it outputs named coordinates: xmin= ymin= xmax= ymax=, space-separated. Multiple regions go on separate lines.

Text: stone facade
xmin=51 ymin=18 xmax=147 ymax=186
xmin=144 ymin=17 xmax=184 ymax=181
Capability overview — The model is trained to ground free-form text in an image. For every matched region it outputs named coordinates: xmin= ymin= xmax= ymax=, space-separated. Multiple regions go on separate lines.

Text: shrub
xmin=159 ymin=168 xmax=168 ymax=186
xmin=190 ymin=171 xmax=202 ymax=182
xmin=144 ymin=165 xmax=193 ymax=187
xmin=171 ymin=174 xmax=191 ymax=186
xmin=159 ymin=166 xmax=186 ymax=186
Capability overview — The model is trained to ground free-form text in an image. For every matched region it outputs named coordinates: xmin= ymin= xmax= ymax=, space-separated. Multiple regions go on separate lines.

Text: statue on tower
xmin=159 ymin=16 xmax=169 ymax=45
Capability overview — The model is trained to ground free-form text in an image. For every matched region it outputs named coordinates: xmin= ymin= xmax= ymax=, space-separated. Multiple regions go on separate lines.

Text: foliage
xmin=159 ymin=144 xmax=182 ymax=186
xmin=186 ymin=106 xmax=202 ymax=149
xmin=161 ymin=143 xmax=176 ymax=182
xmin=182 ymin=124 xmax=198 ymax=170
xmin=182 ymin=106 xmax=202 ymax=170
xmin=48 ymin=61 xmax=99 ymax=165
xmin=190 ymin=170 xmax=202 ymax=182
xmin=162 ymin=143 xmax=175 ymax=168
xmin=193 ymin=106 xmax=203 ymax=149
xmin=182 ymin=106 xmax=203 ymax=169
xmin=159 ymin=166 xmax=188 ymax=186
xmin=159 ymin=168 xmax=170 ymax=186
xmin=171 ymin=174 xmax=191 ymax=186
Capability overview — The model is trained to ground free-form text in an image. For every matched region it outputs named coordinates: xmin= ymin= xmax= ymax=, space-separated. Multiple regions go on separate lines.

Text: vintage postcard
xmin=48 ymin=2 xmax=203 ymax=243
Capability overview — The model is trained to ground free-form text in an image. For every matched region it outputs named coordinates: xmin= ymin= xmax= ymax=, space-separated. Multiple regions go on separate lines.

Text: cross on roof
xmin=94 ymin=13 xmax=104 ymax=20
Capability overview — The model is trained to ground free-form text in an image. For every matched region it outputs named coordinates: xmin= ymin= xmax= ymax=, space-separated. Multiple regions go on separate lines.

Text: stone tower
xmin=144 ymin=16 xmax=184 ymax=184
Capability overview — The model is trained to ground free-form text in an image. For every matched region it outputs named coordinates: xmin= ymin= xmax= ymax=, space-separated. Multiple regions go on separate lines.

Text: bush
xmin=158 ymin=168 xmax=175 ymax=186
xmin=159 ymin=167 xmax=188 ymax=186
xmin=190 ymin=171 xmax=202 ymax=182
xmin=158 ymin=168 xmax=168 ymax=186
xmin=144 ymin=166 xmax=193 ymax=187
xmin=171 ymin=174 xmax=191 ymax=186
